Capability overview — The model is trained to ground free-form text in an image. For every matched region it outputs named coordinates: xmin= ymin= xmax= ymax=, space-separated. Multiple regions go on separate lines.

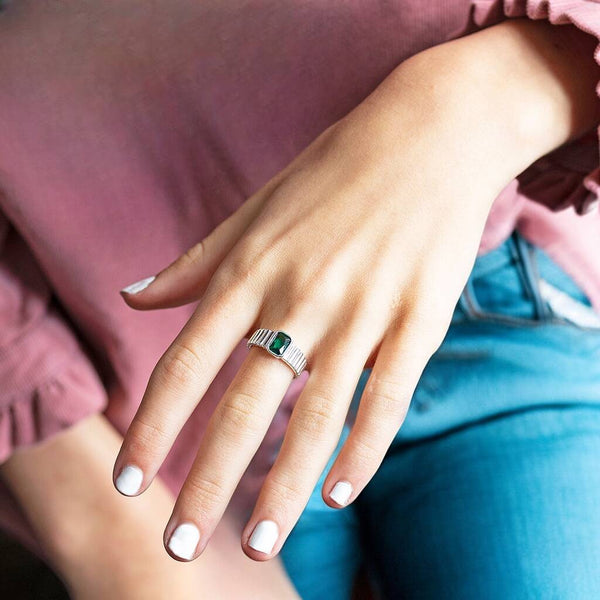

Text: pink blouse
xmin=0 ymin=0 xmax=599 ymax=548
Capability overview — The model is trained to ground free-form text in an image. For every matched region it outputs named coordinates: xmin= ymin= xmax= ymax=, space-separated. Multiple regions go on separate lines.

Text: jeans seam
xmin=510 ymin=232 xmax=543 ymax=320
xmin=460 ymin=282 xmax=481 ymax=320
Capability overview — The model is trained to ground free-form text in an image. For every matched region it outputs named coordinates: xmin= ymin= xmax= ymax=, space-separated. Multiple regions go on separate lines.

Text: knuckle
xmin=128 ymin=414 xmax=171 ymax=455
xmin=158 ymin=342 xmax=204 ymax=389
xmin=349 ymin=435 xmax=383 ymax=467
xmin=402 ymin=300 xmax=453 ymax=352
xmin=266 ymin=473 xmax=305 ymax=507
xmin=184 ymin=474 xmax=227 ymax=512
xmin=216 ymin=391 xmax=266 ymax=437
xmin=292 ymin=393 xmax=338 ymax=440
xmin=222 ymin=252 xmax=254 ymax=282
xmin=364 ymin=374 xmax=408 ymax=418
xmin=179 ymin=239 xmax=207 ymax=269
xmin=212 ymin=247 xmax=265 ymax=297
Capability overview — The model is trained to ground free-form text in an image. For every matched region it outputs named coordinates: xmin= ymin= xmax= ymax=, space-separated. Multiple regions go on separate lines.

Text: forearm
xmin=349 ymin=18 xmax=600 ymax=209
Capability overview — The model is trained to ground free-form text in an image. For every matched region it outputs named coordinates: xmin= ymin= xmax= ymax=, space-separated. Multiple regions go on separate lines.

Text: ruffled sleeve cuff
xmin=0 ymin=218 xmax=107 ymax=463
xmin=0 ymin=310 xmax=108 ymax=463
xmin=469 ymin=0 xmax=600 ymax=214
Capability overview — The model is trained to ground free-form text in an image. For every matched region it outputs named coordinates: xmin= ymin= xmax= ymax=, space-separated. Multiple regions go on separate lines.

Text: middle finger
xmin=163 ymin=323 xmax=315 ymax=561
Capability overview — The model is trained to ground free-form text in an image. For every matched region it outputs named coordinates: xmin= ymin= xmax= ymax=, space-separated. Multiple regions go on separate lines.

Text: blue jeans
xmin=280 ymin=231 xmax=600 ymax=599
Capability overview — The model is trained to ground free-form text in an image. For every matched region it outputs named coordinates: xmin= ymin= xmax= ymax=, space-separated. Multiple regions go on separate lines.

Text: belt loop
xmin=511 ymin=231 xmax=551 ymax=320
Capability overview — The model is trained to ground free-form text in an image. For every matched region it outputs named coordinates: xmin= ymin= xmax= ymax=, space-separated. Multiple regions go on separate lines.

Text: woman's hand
xmin=114 ymin=18 xmax=600 ymax=561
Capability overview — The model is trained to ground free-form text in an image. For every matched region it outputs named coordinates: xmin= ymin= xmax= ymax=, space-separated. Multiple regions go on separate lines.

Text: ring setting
xmin=247 ymin=328 xmax=307 ymax=377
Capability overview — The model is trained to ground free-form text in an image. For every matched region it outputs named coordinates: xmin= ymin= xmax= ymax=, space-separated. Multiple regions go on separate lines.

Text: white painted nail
xmin=115 ymin=465 xmax=144 ymax=496
xmin=121 ymin=276 xmax=156 ymax=295
xmin=248 ymin=520 xmax=279 ymax=554
xmin=167 ymin=523 xmax=201 ymax=561
xmin=329 ymin=481 xmax=353 ymax=507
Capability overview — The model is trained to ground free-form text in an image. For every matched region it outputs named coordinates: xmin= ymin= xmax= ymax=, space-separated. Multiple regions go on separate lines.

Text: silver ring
xmin=247 ymin=328 xmax=307 ymax=378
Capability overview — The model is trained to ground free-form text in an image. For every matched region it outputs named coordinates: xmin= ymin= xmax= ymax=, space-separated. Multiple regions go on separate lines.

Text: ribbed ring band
xmin=247 ymin=328 xmax=307 ymax=378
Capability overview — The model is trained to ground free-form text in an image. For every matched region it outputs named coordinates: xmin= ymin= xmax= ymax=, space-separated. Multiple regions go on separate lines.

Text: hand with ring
xmin=113 ymin=21 xmax=578 ymax=562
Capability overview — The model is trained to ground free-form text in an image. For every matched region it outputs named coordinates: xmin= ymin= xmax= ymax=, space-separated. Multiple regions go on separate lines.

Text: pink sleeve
xmin=0 ymin=214 xmax=107 ymax=463
xmin=469 ymin=0 xmax=600 ymax=214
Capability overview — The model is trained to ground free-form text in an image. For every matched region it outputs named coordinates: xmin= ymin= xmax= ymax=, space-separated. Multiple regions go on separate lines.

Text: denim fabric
xmin=280 ymin=231 xmax=600 ymax=599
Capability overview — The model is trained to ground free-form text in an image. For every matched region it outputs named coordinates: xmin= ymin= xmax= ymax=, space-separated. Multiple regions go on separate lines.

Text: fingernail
xmin=167 ymin=523 xmax=201 ymax=561
xmin=121 ymin=276 xmax=156 ymax=295
xmin=329 ymin=481 xmax=353 ymax=507
xmin=248 ymin=520 xmax=279 ymax=554
xmin=115 ymin=465 xmax=144 ymax=496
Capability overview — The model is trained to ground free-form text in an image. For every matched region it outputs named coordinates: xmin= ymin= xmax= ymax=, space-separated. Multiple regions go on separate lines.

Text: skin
xmin=114 ymin=17 xmax=600 ymax=562
xmin=1 ymin=414 xmax=298 ymax=598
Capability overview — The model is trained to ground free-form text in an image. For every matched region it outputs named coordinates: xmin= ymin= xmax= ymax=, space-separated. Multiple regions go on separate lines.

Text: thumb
xmin=120 ymin=192 xmax=264 ymax=310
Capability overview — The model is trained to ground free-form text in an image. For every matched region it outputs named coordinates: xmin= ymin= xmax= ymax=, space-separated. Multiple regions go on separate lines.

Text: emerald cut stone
xmin=269 ymin=331 xmax=291 ymax=356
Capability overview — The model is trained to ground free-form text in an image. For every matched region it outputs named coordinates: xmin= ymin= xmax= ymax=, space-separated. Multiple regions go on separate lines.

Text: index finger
xmin=113 ymin=275 xmax=258 ymax=496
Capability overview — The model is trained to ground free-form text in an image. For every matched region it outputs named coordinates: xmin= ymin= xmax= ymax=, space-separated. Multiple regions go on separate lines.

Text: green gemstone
xmin=269 ymin=331 xmax=291 ymax=356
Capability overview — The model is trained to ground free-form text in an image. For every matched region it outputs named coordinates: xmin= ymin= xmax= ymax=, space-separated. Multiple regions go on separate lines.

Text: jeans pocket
xmin=456 ymin=231 xmax=600 ymax=331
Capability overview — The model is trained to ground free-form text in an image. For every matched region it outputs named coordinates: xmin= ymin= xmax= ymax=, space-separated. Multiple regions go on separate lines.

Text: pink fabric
xmin=0 ymin=218 xmax=107 ymax=460
xmin=0 ymin=0 xmax=598 ymax=549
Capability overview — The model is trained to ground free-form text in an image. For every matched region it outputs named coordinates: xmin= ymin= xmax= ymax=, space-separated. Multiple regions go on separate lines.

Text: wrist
xmin=359 ymin=18 xmax=599 ymax=204
xmin=444 ymin=18 xmax=600 ymax=157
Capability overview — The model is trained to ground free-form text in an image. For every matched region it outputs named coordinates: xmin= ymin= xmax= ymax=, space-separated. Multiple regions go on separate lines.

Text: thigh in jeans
xmin=359 ymin=406 xmax=600 ymax=600
xmin=355 ymin=232 xmax=600 ymax=599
